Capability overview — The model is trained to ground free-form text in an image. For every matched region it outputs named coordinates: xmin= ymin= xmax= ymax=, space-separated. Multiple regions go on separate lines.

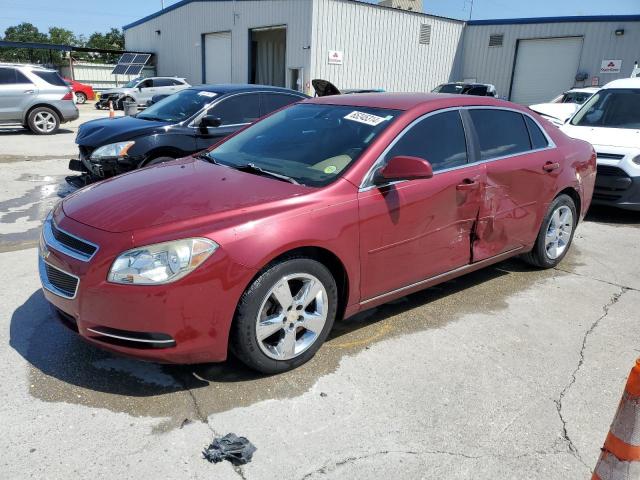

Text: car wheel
xmin=27 ymin=107 xmax=60 ymax=135
xmin=232 ymin=258 xmax=338 ymax=374
xmin=523 ymin=194 xmax=577 ymax=269
xmin=145 ymin=156 xmax=175 ymax=167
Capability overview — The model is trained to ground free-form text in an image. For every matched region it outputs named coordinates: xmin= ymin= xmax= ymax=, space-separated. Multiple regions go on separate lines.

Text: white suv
xmin=561 ymin=78 xmax=640 ymax=211
xmin=96 ymin=76 xmax=190 ymax=109
xmin=0 ymin=63 xmax=79 ymax=134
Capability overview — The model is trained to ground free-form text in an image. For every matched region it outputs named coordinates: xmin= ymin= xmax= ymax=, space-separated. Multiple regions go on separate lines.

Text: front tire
xmin=523 ymin=194 xmax=577 ymax=269
xmin=145 ymin=156 xmax=175 ymax=167
xmin=27 ymin=107 xmax=60 ymax=135
xmin=232 ymin=258 xmax=338 ymax=374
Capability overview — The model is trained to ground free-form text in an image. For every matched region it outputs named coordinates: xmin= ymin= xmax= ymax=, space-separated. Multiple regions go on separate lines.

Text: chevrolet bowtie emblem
xmin=40 ymin=244 xmax=50 ymax=260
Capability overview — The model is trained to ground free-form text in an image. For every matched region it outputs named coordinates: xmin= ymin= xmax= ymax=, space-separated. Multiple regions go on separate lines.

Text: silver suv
xmin=0 ymin=63 xmax=79 ymax=135
xmin=96 ymin=76 xmax=191 ymax=109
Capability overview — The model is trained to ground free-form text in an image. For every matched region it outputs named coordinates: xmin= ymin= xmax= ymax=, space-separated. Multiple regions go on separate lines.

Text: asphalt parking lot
xmin=1 ymin=105 xmax=640 ymax=479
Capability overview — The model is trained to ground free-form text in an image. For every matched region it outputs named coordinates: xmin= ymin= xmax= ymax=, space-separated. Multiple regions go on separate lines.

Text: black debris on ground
xmin=202 ymin=433 xmax=257 ymax=466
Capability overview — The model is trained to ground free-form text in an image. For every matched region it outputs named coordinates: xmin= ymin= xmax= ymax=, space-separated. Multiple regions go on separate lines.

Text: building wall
xmin=462 ymin=19 xmax=640 ymax=99
xmin=378 ymin=0 xmax=424 ymax=12
xmin=124 ymin=0 xmax=313 ymax=88
xmin=311 ymin=0 xmax=464 ymax=91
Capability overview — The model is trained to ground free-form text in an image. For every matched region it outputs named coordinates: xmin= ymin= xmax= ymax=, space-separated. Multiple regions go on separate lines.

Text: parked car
xmin=41 ymin=93 xmax=595 ymax=373
xmin=432 ymin=82 xmax=497 ymax=97
xmin=561 ymin=78 xmax=640 ymax=210
xmin=63 ymin=77 xmax=95 ymax=104
xmin=95 ymin=76 xmax=190 ymax=110
xmin=312 ymin=79 xmax=384 ymax=97
xmin=529 ymin=87 xmax=600 ymax=126
xmin=67 ymin=84 xmax=309 ymax=186
xmin=0 ymin=63 xmax=78 ymax=134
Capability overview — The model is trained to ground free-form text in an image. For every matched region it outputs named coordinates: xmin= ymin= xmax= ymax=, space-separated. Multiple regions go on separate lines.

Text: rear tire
xmin=75 ymin=92 xmax=87 ymax=104
xmin=523 ymin=194 xmax=577 ymax=269
xmin=27 ymin=107 xmax=60 ymax=135
xmin=231 ymin=257 xmax=338 ymax=374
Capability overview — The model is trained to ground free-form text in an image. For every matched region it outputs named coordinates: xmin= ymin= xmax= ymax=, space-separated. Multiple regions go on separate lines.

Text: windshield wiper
xmin=137 ymin=115 xmax=167 ymax=122
xmin=235 ymin=163 xmax=300 ymax=185
xmin=194 ymin=152 xmax=218 ymax=164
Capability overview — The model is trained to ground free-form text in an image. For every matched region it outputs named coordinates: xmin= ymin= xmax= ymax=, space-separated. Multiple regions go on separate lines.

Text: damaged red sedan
xmin=39 ymin=93 xmax=596 ymax=373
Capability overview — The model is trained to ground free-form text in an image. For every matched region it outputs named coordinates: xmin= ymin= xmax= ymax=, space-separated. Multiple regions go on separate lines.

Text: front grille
xmin=597 ymin=165 xmax=629 ymax=177
xmin=44 ymin=262 xmax=79 ymax=298
xmin=597 ymin=153 xmax=625 ymax=161
xmin=51 ymin=221 xmax=97 ymax=257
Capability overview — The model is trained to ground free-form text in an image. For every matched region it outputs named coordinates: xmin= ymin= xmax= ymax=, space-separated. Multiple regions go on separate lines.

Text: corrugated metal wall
xmin=311 ymin=0 xmax=464 ymax=91
xmin=124 ymin=0 xmax=313 ymax=88
xmin=462 ymin=20 xmax=640 ymax=100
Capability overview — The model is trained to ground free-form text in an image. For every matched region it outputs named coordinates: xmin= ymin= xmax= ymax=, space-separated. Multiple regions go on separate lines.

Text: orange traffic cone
xmin=592 ymin=359 xmax=640 ymax=479
xmin=108 ymin=101 xmax=115 ymax=119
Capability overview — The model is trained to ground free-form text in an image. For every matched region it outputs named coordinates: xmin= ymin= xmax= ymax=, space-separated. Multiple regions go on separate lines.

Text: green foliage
xmin=0 ymin=22 xmax=125 ymax=65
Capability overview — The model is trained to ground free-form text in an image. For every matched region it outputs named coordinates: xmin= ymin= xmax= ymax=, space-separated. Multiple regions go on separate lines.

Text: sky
xmin=0 ymin=0 xmax=638 ymax=37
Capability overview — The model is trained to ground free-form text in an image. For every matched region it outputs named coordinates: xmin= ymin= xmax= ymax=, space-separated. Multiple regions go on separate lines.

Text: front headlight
xmin=108 ymin=238 xmax=218 ymax=285
xmin=91 ymin=141 xmax=135 ymax=160
xmin=632 ymin=154 xmax=640 ymax=166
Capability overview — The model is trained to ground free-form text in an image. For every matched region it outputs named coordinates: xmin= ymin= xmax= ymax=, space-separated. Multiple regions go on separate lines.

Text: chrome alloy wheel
xmin=256 ymin=273 xmax=328 ymax=361
xmin=33 ymin=111 xmax=57 ymax=133
xmin=545 ymin=205 xmax=574 ymax=260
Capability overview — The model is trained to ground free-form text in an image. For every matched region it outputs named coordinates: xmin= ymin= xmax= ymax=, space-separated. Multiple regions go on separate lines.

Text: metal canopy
xmin=0 ymin=40 xmax=152 ymax=56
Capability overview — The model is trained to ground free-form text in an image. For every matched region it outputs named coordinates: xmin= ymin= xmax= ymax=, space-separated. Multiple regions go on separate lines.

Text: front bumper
xmin=38 ymin=209 xmax=255 ymax=364
xmin=593 ymin=165 xmax=640 ymax=211
xmin=69 ymin=146 xmax=139 ymax=181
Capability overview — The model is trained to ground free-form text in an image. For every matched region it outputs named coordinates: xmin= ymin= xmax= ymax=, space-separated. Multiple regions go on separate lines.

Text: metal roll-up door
xmin=510 ymin=37 xmax=583 ymax=105
xmin=204 ymin=31 xmax=232 ymax=84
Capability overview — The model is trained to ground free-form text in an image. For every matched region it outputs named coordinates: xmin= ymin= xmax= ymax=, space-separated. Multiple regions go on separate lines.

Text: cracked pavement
xmin=0 ymin=137 xmax=640 ymax=478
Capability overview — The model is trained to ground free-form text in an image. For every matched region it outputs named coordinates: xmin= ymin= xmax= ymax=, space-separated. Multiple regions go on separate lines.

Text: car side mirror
xmin=199 ymin=115 xmax=222 ymax=134
xmin=375 ymin=156 xmax=433 ymax=184
xmin=138 ymin=86 xmax=143 ymax=91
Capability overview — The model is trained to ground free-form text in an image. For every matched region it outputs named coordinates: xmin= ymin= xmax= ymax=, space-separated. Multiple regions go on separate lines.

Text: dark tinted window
xmin=571 ymin=89 xmax=640 ymax=130
xmin=261 ymin=93 xmax=301 ymax=115
xmin=469 ymin=109 xmax=532 ymax=160
xmin=32 ymin=70 xmax=67 ymax=87
xmin=171 ymin=79 xmax=185 ymax=86
xmin=386 ymin=110 xmax=467 ymax=171
xmin=138 ymin=79 xmax=153 ymax=88
xmin=210 ymin=94 xmax=260 ymax=125
xmin=15 ymin=70 xmax=31 ymax=83
xmin=465 ymin=85 xmax=488 ymax=96
xmin=0 ymin=68 xmax=16 ymax=84
xmin=525 ymin=116 xmax=549 ymax=150
xmin=154 ymin=78 xmax=173 ymax=87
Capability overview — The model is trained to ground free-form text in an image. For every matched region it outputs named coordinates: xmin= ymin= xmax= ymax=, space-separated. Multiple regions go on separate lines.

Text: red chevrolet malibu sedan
xmin=39 ymin=93 xmax=596 ymax=373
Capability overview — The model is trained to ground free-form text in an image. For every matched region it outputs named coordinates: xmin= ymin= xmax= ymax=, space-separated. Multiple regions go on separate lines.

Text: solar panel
xmin=111 ymin=64 xmax=129 ymax=75
xmin=125 ymin=64 xmax=145 ymax=75
xmin=133 ymin=54 xmax=151 ymax=64
xmin=117 ymin=53 xmax=136 ymax=64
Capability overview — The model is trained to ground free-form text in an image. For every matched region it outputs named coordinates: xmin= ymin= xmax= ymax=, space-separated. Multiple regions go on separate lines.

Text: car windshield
xmin=137 ymin=89 xmax=217 ymax=123
xmin=123 ymin=79 xmax=140 ymax=88
xmin=206 ymin=103 xmax=400 ymax=187
xmin=433 ymin=84 xmax=463 ymax=94
xmin=571 ymin=88 xmax=640 ymax=129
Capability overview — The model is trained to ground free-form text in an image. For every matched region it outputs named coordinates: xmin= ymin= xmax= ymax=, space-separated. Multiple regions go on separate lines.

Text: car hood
xmin=76 ymin=115 xmax=170 ymax=147
xmin=62 ymin=157 xmax=312 ymax=233
xmin=560 ymin=124 xmax=640 ymax=149
xmin=529 ymin=103 xmax=578 ymax=122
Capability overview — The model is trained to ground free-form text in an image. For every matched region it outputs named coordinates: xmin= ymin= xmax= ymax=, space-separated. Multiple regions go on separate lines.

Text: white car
xmin=96 ymin=76 xmax=190 ymax=109
xmin=560 ymin=78 xmax=640 ymax=211
xmin=530 ymin=87 xmax=600 ymax=126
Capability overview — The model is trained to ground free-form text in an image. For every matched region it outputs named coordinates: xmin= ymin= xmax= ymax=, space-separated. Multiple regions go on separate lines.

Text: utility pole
xmin=161 ymin=0 xmax=165 ymax=9
xmin=468 ymin=0 xmax=474 ymax=20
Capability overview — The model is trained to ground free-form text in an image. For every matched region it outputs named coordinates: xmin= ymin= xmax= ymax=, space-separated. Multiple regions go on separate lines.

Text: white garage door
xmin=510 ymin=37 xmax=583 ymax=105
xmin=204 ymin=31 xmax=232 ymax=84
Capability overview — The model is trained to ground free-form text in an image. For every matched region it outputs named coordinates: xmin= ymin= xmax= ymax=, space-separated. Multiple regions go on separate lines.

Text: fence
xmin=59 ymin=62 xmax=156 ymax=90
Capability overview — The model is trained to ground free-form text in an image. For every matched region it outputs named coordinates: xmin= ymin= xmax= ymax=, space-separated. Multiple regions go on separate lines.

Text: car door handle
xmin=456 ymin=179 xmax=479 ymax=191
xmin=543 ymin=162 xmax=560 ymax=172
xmin=24 ymin=90 xmax=35 ymax=94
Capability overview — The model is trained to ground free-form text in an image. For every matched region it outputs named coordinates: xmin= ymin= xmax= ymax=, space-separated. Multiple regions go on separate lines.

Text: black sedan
xmin=68 ymin=84 xmax=309 ymax=186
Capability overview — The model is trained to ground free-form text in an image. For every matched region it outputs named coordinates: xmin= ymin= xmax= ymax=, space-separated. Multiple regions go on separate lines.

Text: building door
xmin=249 ymin=26 xmax=286 ymax=87
xmin=204 ymin=31 xmax=232 ymax=84
xmin=510 ymin=37 xmax=583 ymax=105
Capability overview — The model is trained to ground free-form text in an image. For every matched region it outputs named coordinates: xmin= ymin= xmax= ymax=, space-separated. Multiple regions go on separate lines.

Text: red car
xmin=39 ymin=94 xmax=596 ymax=373
xmin=63 ymin=78 xmax=95 ymax=104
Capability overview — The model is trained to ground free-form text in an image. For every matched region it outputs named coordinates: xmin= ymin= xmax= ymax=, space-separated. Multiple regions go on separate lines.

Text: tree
xmin=85 ymin=28 xmax=124 ymax=63
xmin=0 ymin=22 xmax=48 ymax=63
xmin=47 ymin=27 xmax=79 ymax=64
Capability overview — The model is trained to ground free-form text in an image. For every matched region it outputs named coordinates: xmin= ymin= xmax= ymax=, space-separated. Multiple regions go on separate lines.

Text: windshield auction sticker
xmin=198 ymin=91 xmax=217 ymax=98
xmin=344 ymin=111 xmax=388 ymax=126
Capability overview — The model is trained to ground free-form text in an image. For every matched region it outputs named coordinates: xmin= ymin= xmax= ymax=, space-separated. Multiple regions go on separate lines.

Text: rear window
xmin=571 ymin=89 xmax=640 ymax=130
xmin=32 ymin=70 xmax=67 ymax=87
xmin=469 ymin=109 xmax=532 ymax=160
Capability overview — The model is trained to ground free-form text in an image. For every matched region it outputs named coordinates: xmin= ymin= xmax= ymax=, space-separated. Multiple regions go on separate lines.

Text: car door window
xmin=261 ymin=93 xmax=301 ymax=116
xmin=170 ymin=79 xmax=184 ymax=86
xmin=384 ymin=110 xmax=468 ymax=172
xmin=465 ymin=86 xmax=488 ymax=96
xmin=469 ymin=109 xmax=532 ymax=160
xmin=138 ymin=79 xmax=153 ymax=88
xmin=209 ymin=94 xmax=260 ymax=126
xmin=524 ymin=116 xmax=549 ymax=150
xmin=0 ymin=68 xmax=32 ymax=84
xmin=153 ymin=78 xmax=172 ymax=87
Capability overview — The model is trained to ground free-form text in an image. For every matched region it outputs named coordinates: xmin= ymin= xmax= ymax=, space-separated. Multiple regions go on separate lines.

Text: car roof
xmin=602 ymin=78 xmax=640 ymax=90
xmin=567 ymin=87 xmax=599 ymax=93
xmin=190 ymin=84 xmax=308 ymax=96
xmin=305 ymin=92 xmax=514 ymax=111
